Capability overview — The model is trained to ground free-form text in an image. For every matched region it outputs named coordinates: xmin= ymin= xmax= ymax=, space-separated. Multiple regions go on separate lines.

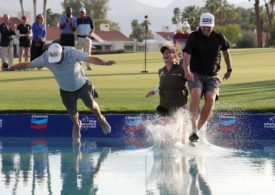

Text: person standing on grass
xmin=16 ymin=15 xmax=32 ymax=63
xmin=183 ymin=12 xmax=232 ymax=142
xmin=8 ymin=43 xmax=116 ymax=142
xmin=76 ymin=7 xmax=94 ymax=70
xmin=31 ymin=14 xmax=46 ymax=62
xmin=59 ymin=6 xmax=77 ymax=47
xmin=145 ymin=45 xmax=188 ymax=116
xmin=0 ymin=14 xmax=16 ymax=70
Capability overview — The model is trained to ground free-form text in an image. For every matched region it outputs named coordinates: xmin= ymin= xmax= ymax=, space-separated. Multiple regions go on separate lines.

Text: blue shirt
xmin=32 ymin=22 xmax=46 ymax=41
xmin=59 ymin=15 xmax=77 ymax=34
xmin=31 ymin=47 xmax=90 ymax=91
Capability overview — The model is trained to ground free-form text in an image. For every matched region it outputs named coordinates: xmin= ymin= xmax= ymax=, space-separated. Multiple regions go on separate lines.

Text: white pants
xmin=77 ymin=37 xmax=92 ymax=68
xmin=1 ymin=43 xmax=14 ymax=67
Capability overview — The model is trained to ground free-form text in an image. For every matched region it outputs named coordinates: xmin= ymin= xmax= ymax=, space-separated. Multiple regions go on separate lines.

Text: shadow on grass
xmin=221 ymin=79 xmax=275 ymax=96
xmin=0 ymin=72 xmax=158 ymax=82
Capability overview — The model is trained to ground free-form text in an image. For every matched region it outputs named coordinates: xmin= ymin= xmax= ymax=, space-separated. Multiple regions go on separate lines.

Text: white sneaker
xmin=73 ymin=120 xmax=82 ymax=142
xmin=99 ymin=116 xmax=111 ymax=134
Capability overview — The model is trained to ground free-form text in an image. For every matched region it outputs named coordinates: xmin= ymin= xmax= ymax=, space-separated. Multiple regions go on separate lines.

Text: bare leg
xmin=89 ymin=100 xmax=104 ymax=121
xmin=24 ymin=47 xmax=30 ymax=62
xmin=189 ymin=88 xmax=202 ymax=132
xmin=71 ymin=112 xmax=81 ymax=139
xmin=89 ymin=100 xmax=111 ymax=134
xmin=197 ymin=91 xmax=216 ymax=131
xmin=19 ymin=47 xmax=24 ymax=63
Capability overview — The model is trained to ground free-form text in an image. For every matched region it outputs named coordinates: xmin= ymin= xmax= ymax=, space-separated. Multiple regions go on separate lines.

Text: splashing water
xmin=144 ymin=108 xmax=192 ymax=149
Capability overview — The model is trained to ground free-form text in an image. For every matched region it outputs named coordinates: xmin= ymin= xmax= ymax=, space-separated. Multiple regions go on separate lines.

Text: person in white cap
xmin=183 ymin=12 xmax=232 ymax=142
xmin=76 ymin=7 xmax=94 ymax=70
xmin=8 ymin=43 xmax=116 ymax=142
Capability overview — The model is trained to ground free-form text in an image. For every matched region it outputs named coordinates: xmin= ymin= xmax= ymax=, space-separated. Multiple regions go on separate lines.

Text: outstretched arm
xmin=145 ymin=86 xmax=159 ymax=98
xmin=83 ymin=56 xmax=116 ymax=66
xmin=8 ymin=62 xmax=32 ymax=71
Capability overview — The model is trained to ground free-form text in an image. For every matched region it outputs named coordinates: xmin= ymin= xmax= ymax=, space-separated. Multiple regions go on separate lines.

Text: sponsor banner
xmin=208 ymin=112 xmax=275 ymax=140
xmin=1 ymin=112 xmax=275 ymax=139
xmin=0 ymin=113 xmax=152 ymax=138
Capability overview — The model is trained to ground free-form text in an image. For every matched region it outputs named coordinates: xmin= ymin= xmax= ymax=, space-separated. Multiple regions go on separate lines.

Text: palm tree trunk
xmin=33 ymin=0 xmax=37 ymax=22
xmin=43 ymin=0 xmax=48 ymax=26
xmin=264 ymin=0 xmax=275 ymax=45
xmin=254 ymin=0 xmax=263 ymax=47
xmin=19 ymin=0 xmax=25 ymax=16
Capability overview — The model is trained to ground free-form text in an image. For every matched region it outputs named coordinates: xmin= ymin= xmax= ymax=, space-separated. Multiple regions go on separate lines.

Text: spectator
xmin=76 ymin=7 xmax=94 ymax=70
xmin=0 ymin=14 xmax=16 ymax=70
xmin=59 ymin=6 xmax=77 ymax=46
xmin=16 ymin=15 xmax=32 ymax=63
xmin=31 ymin=14 xmax=46 ymax=62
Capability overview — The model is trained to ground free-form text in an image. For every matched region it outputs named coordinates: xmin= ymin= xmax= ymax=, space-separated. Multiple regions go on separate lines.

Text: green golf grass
xmin=0 ymin=48 xmax=274 ymax=113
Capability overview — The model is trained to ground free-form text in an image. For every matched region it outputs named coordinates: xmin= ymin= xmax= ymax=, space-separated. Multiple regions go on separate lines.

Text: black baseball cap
xmin=160 ymin=46 xmax=174 ymax=54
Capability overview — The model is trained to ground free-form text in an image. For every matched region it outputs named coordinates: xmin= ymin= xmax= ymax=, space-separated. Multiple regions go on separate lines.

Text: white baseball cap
xmin=79 ymin=7 xmax=86 ymax=12
xmin=48 ymin=43 xmax=63 ymax=63
xmin=199 ymin=12 xmax=215 ymax=27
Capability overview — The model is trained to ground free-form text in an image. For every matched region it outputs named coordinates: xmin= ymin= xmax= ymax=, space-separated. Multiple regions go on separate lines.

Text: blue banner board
xmin=1 ymin=112 xmax=275 ymax=140
xmin=208 ymin=112 xmax=275 ymax=140
xmin=0 ymin=113 xmax=153 ymax=138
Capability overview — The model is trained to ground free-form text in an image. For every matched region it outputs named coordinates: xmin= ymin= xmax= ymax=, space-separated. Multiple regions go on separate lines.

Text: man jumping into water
xmin=9 ymin=43 xmax=116 ymax=142
xmin=183 ymin=12 xmax=232 ymax=142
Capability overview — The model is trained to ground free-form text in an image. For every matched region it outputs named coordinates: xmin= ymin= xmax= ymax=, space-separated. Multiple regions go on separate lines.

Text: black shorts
xmin=60 ymin=80 xmax=95 ymax=116
xmin=19 ymin=37 xmax=31 ymax=47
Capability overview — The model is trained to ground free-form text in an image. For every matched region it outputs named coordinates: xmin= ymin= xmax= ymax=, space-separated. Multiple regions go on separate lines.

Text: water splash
xmin=144 ymin=108 xmax=192 ymax=149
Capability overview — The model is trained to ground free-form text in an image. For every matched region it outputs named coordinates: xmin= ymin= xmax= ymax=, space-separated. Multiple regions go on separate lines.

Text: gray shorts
xmin=188 ymin=73 xmax=221 ymax=99
xmin=60 ymin=80 xmax=95 ymax=116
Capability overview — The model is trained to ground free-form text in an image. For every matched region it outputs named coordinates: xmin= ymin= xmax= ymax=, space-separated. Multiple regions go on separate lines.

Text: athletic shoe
xmin=73 ymin=120 xmax=82 ymax=142
xmin=99 ymin=116 xmax=111 ymax=134
xmin=189 ymin=132 xmax=199 ymax=142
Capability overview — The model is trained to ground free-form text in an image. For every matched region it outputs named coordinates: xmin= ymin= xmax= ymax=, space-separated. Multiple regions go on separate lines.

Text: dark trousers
xmin=60 ymin=34 xmax=75 ymax=47
xmin=30 ymin=40 xmax=45 ymax=61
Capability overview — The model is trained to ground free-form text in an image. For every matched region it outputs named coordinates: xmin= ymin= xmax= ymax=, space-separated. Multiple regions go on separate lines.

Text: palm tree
xmin=252 ymin=0 xmax=263 ymax=47
xmin=33 ymin=0 xmax=37 ymax=22
xmin=19 ymin=0 xmax=25 ymax=16
xmin=43 ymin=0 xmax=48 ymax=26
xmin=264 ymin=0 xmax=275 ymax=45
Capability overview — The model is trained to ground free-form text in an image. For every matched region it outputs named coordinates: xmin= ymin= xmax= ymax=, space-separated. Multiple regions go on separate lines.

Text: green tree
xmin=62 ymin=0 xmax=119 ymax=31
xmin=264 ymin=0 xmax=275 ymax=46
xmin=234 ymin=7 xmax=255 ymax=30
xmin=204 ymin=0 xmax=235 ymax=25
xmin=129 ymin=19 xmax=154 ymax=42
xmin=63 ymin=0 xmax=108 ymax=19
xmin=46 ymin=9 xmax=60 ymax=27
xmin=236 ymin=31 xmax=257 ymax=48
xmin=214 ymin=24 xmax=242 ymax=45
xmin=249 ymin=0 xmax=263 ymax=47
xmin=269 ymin=19 xmax=275 ymax=46
xmin=172 ymin=6 xmax=203 ymax=31
xmin=91 ymin=0 xmax=109 ymax=20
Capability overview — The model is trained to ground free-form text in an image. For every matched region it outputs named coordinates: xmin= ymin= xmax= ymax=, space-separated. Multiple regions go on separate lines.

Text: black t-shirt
xmin=184 ymin=28 xmax=230 ymax=76
xmin=17 ymin=23 xmax=31 ymax=42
